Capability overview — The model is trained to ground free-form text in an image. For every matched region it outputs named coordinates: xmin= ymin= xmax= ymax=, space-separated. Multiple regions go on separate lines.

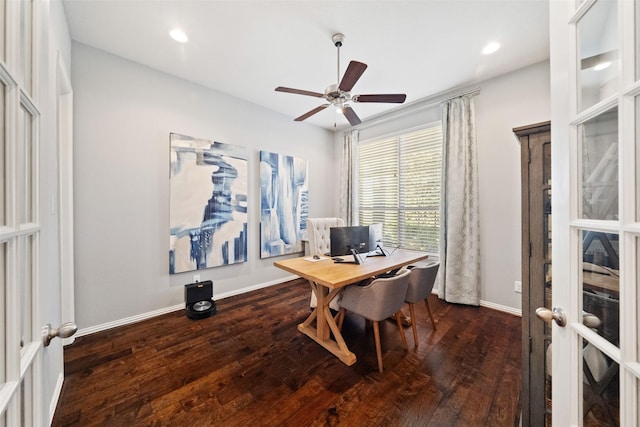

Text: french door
xmin=549 ymin=0 xmax=639 ymax=425
xmin=0 ymin=0 xmax=45 ymax=424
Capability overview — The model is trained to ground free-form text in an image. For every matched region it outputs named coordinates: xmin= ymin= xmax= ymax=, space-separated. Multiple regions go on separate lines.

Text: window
xmin=358 ymin=123 xmax=442 ymax=252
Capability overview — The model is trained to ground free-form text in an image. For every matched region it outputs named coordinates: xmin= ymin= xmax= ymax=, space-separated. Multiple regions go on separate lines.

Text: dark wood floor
xmin=52 ymin=278 xmax=522 ymax=427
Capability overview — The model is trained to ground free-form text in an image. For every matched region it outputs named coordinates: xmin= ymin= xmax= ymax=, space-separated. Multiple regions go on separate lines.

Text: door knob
xmin=43 ymin=322 xmax=78 ymax=346
xmin=582 ymin=311 xmax=601 ymax=329
xmin=535 ymin=306 xmax=567 ymax=327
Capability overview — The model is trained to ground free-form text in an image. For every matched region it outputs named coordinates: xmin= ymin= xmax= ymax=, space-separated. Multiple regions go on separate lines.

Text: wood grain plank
xmin=52 ymin=278 xmax=522 ymax=427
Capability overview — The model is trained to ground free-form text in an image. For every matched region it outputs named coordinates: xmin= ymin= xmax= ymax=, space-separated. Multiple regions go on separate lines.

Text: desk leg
xmin=298 ymin=280 xmax=356 ymax=366
xmin=316 ymin=284 xmax=328 ymax=340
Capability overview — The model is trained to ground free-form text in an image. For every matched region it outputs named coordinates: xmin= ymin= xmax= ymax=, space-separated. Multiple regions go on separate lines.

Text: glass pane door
xmin=578 ymin=0 xmax=618 ymax=112
xmin=0 ymin=0 xmax=43 ymax=424
xmin=550 ymin=0 xmax=639 ymax=425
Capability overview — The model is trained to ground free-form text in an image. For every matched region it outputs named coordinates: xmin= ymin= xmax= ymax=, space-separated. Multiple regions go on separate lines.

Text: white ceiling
xmin=61 ymin=0 xmax=550 ymax=131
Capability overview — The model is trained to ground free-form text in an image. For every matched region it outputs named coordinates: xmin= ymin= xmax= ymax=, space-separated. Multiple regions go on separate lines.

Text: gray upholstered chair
xmin=337 ymin=269 xmax=411 ymax=372
xmin=307 ymin=217 xmax=345 ymax=310
xmin=405 ymin=262 xmax=439 ymax=348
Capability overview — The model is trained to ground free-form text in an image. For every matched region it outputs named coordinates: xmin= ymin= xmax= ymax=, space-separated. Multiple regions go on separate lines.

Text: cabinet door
xmin=517 ymin=122 xmax=551 ymax=427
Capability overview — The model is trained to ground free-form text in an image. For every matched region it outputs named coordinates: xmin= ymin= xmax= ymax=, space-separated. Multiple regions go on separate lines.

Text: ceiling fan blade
xmin=294 ymin=104 xmax=329 ymax=121
xmin=275 ymin=86 xmax=324 ymax=98
xmin=342 ymin=105 xmax=361 ymax=126
xmin=354 ymin=94 xmax=407 ymax=103
xmin=338 ymin=61 xmax=368 ymax=92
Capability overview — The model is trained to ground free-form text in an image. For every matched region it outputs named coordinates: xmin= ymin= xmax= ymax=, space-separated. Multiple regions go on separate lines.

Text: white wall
xmin=475 ymin=60 xmax=550 ymax=311
xmin=50 ymin=0 xmax=71 ymax=71
xmin=336 ymin=60 xmax=551 ymax=313
xmin=72 ymin=43 xmax=335 ymax=330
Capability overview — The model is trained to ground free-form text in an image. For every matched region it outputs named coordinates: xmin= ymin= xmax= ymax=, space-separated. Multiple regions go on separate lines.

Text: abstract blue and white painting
xmin=170 ymin=133 xmax=248 ymax=274
xmin=260 ymin=151 xmax=308 ymax=258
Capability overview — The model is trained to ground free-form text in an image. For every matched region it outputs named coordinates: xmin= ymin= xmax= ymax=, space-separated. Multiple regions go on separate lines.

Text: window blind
xmin=358 ymin=124 xmax=442 ymax=252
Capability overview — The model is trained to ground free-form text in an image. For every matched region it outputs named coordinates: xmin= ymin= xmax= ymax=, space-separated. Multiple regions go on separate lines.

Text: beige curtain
xmin=339 ymin=130 xmax=359 ymax=226
xmin=438 ymin=94 xmax=480 ymax=305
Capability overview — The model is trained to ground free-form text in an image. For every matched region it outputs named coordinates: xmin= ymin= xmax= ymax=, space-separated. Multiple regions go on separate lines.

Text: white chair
xmin=307 ymin=217 xmax=345 ymax=257
xmin=404 ymin=262 xmax=439 ymax=348
xmin=306 ymin=217 xmax=345 ymax=310
xmin=337 ymin=270 xmax=411 ymax=372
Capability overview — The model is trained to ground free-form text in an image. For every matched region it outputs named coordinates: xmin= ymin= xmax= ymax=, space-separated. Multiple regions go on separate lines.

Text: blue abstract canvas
xmin=170 ymin=133 xmax=248 ymax=274
xmin=260 ymin=151 xmax=308 ymax=258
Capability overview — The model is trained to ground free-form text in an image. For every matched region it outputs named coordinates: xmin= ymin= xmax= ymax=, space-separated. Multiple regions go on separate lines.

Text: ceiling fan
xmin=275 ymin=33 xmax=406 ymax=126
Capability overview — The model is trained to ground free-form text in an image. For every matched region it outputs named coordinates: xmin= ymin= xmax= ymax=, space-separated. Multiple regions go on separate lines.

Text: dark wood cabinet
xmin=515 ymin=121 xmax=551 ymax=427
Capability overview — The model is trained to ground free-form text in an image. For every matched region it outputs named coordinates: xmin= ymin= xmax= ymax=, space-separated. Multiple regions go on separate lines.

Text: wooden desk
xmin=274 ymin=248 xmax=429 ymax=366
xmin=582 ymin=263 xmax=619 ymax=298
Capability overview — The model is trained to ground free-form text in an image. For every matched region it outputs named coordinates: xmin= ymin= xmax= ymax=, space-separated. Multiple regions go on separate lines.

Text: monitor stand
xmin=367 ymin=244 xmax=388 ymax=257
xmin=333 ymin=248 xmax=363 ymax=264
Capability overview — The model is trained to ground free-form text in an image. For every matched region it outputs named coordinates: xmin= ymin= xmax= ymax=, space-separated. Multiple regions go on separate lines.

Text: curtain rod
xmin=440 ymin=87 xmax=481 ymax=103
xmin=347 ymin=87 xmax=481 ymax=133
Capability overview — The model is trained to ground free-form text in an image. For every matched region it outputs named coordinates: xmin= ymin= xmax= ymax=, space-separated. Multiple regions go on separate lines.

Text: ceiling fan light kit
xmin=275 ymin=33 xmax=406 ymax=126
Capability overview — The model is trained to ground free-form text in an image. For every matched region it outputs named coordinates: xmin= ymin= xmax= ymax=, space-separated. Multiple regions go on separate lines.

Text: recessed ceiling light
xmin=170 ymin=29 xmax=188 ymax=43
xmin=482 ymin=42 xmax=500 ymax=55
xmin=594 ymin=61 xmax=611 ymax=71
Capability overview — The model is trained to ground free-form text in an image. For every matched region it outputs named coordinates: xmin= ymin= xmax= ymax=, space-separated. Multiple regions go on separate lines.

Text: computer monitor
xmin=330 ymin=226 xmax=370 ymax=264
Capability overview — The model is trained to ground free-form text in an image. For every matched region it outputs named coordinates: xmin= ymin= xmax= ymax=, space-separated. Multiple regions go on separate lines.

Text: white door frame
xmin=56 ymin=51 xmax=74 ymax=346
